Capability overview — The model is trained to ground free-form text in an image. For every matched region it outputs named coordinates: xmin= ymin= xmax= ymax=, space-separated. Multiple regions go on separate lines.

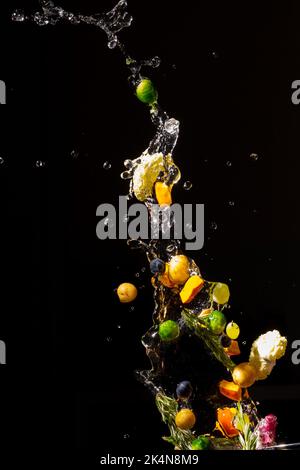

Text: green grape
xmin=212 ymin=282 xmax=230 ymax=304
xmin=158 ymin=320 xmax=180 ymax=342
xmin=226 ymin=321 xmax=240 ymax=340
xmin=208 ymin=310 xmax=227 ymax=335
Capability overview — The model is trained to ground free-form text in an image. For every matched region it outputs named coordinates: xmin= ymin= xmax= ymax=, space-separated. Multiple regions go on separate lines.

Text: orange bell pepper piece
xmin=180 ymin=275 xmax=204 ymax=304
xmin=219 ymin=380 xmax=242 ymax=401
xmin=216 ymin=407 xmax=239 ymax=438
xmin=225 ymin=340 xmax=240 ymax=356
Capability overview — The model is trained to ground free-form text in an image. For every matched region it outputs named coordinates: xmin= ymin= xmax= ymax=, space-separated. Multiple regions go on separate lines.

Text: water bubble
xmin=211 ymin=51 xmax=219 ymax=59
xmin=12 ymin=10 xmax=25 ymax=22
xmin=108 ymin=37 xmax=118 ymax=49
xmin=103 ymin=161 xmax=112 ymax=170
xmin=35 ymin=161 xmax=46 ymax=168
xmin=124 ymin=159 xmax=133 ymax=169
xmin=121 ymin=171 xmax=132 ymax=180
xmin=183 ymin=181 xmax=193 ymax=191
xmin=226 ymin=161 xmax=232 ymax=167
xmin=150 ymin=56 xmax=161 ymax=68
xmin=70 ymin=150 xmax=79 ymax=159
xmin=250 ymin=153 xmax=259 ymax=161
xmin=210 ymin=221 xmax=218 ymax=230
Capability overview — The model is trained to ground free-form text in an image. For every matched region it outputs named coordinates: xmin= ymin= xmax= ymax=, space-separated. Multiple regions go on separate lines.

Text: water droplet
xmin=126 ymin=193 xmax=134 ymax=201
xmin=123 ymin=433 xmax=130 ymax=439
xmin=108 ymin=37 xmax=118 ymax=49
xmin=103 ymin=161 xmax=112 ymax=170
xmin=0 ymin=157 xmax=4 ymax=165
xmin=210 ymin=221 xmax=218 ymax=230
xmin=12 ymin=10 xmax=25 ymax=22
xmin=183 ymin=181 xmax=193 ymax=191
xmin=117 ymin=325 xmax=121 ymax=329
xmin=70 ymin=150 xmax=79 ymax=159
xmin=228 ymin=201 xmax=235 ymax=206
xmin=242 ymin=341 xmax=247 ymax=345
xmin=124 ymin=159 xmax=133 ymax=169
xmin=35 ymin=161 xmax=46 ymax=168
xmin=121 ymin=171 xmax=132 ymax=180
xmin=141 ymin=267 xmax=146 ymax=273
xmin=226 ymin=161 xmax=232 ymax=167
xmin=250 ymin=153 xmax=259 ymax=161
xmin=150 ymin=56 xmax=161 ymax=68
xmin=135 ymin=272 xmax=140 ymax=278
xmin=252 ymin=209 xmax=258 ymax=215
xmin=129 ymin=306 xmax=135 ymax=312
xmin=105 ymin=336 xmax=112 ymax=343
xmin=211 ymin=51 xmax=219 ymax=59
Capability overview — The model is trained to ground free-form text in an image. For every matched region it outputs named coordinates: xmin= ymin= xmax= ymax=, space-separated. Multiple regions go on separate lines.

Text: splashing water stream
xmin=13 ymin=0 xmax=289 ymax=451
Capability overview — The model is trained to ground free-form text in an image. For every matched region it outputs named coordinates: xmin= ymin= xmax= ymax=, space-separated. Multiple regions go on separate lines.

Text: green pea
xmin=208 ymin=310 xmax=227 ymax=335
xmin=136 ymin=78 xmax=158 ymax=105
xmin=158 ymin=320 xmax=180 ymax=342
xmin=191 ymin=436 xmax=211 ymax=450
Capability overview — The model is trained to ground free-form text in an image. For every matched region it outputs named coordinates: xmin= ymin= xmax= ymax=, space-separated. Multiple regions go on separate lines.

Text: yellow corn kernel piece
xmin=155 ymin=181 xmax=172 ymax=206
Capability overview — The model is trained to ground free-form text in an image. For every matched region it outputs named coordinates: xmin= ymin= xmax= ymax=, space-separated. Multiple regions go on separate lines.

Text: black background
xmin=1 ymin=0 xmax=300 ymax=463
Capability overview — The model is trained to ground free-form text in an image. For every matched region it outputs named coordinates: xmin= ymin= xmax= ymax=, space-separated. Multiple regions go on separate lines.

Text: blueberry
xmin=176 ymin=380 xmax=193 ymax=400
xmin=220 ymin=334 xmax=232 ymax=348
xmin=150 ymin=258 xmax=165 ymax=274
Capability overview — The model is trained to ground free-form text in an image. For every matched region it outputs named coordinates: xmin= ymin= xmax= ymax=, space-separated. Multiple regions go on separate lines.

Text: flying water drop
xmin=183 ymin=181 xmax=192 ymax=191
xmin=103 ymin=161 xmax=112 ymax=170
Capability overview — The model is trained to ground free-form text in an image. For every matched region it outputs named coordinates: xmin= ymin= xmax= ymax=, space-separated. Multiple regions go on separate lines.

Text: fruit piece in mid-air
xmin=158 ymin=320 xmax=180 ymax=342
xmin=226 ymin=321 xmax=240 ymax=340
xmin=176 ymin=381 xmax=193 ymax=400
xmin=219 ymin=380 xmax=242 ymax=401
xmin=232 ymin=362 xmax=257 ymax=388
xmin=175 ymin=408 xmax=196 ymax=430
xmin=180 ymin=275 xmax=205 ymax=304
xmin=117 ymin=283 xmax=138 ymax=303
xmin=136 ymin=78 xmax=158 ymax=105
xmin=155 ymin=181 xmax=172 ymax=206
xmin=168 ymin=255 xmax=190 ymax=285
xmin=208 ymin=310 xmax=227 ymax=335
xmin=212 ymin=283 xmax=230 ymax=304
xmin=191 ymin=436 xmax=211 ymax=450
xmin=150 ymin=258 xmax=165 ymax=274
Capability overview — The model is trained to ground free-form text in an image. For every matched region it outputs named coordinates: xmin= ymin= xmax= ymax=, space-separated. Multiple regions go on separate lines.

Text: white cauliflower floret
xmin=249 ymin=330 xmax=287 ymax=380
